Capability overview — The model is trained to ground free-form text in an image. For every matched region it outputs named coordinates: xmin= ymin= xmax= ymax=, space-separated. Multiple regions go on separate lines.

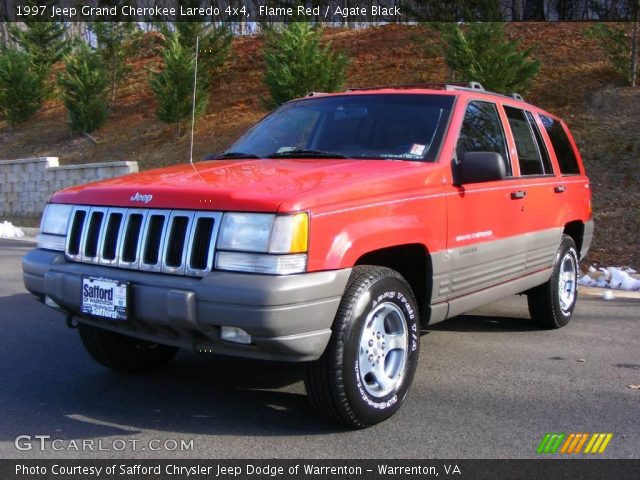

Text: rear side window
xmin=457 ymin=101 xmax=510 ymax=175
xmin=504 ymin=106 xmax=552 ymax=175
xmin=525 ymin=111 xmax=553 ymax=174
xmin=539 ymin=114 xmax=580 ymax=174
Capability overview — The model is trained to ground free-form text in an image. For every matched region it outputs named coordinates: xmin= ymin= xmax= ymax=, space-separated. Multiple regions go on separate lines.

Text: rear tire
xmin=527 ymin=235 xmax=579 ymax=329
xmin=305 ymin=266 xmax=420 ymax=428
xmin=78 ymin=323 xmax=179 ymax=373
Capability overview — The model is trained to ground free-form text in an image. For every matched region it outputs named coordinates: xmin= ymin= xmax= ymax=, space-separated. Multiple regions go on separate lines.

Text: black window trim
xmin=501 ymin=104 xmax=555 ymax=178
xmin=524 ymin=109 xmax=555 ymax=176
xmin=456 ymin=98 xmax=513 ymax=178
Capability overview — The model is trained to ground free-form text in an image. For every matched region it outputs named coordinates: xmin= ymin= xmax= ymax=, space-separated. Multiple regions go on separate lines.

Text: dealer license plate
xmin=81 ymin=277 xmax=129 ymax=321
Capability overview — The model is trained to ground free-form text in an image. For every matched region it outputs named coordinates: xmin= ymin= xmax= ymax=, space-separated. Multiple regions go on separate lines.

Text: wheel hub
xmin=358 ymin=302 xmax=408 ymax=398
xmin=558 ymin=252 xmax=577 ymax=312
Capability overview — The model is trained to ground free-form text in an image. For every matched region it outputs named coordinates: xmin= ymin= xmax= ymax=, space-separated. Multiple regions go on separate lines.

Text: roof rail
xmin=446 ymin=82 xmax=525 ymax=102
xmin=306 ymin=91 xmax=328 ymax=97
xmin=346 ymin=82 xmax=469 ymax=92
xmin=342 ymin=81 xmax=526 ymax=102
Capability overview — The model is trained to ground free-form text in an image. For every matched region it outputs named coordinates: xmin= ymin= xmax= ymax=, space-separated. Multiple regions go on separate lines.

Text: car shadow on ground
xmin=0 ymin=293 xmax=347 ymax=442
xmin=426 ymin=313 xmax=542 ymax=333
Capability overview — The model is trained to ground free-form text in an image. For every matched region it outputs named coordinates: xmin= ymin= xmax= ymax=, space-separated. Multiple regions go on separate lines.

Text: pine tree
xmin=10 ymin=20 xmax=70 ymax=76
xmin=149 ymin=33 xmax=208 ymax=136
xmin=586 ymin=23 xmax=638 ymax=86
xmin=440 ymin=23 xmax=540 ymax=94
xmin=181 ymin=23 xmax=232 ymax=76
xmin=57 ymin=43 xmax=110 ymax=134
xmin=159 ymin=3 xmax=232 ymax=78
xmin=263 ymin=23 xmax=348 ymax=107
xmin=0 ymin=47 xmax=46 ymax=132
xmin=90 ymin=22 xmax=140 ymax=102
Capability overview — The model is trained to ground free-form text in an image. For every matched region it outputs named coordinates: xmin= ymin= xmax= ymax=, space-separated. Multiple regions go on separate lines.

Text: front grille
xmin=65 ymin=206 xmax=222 ymax=276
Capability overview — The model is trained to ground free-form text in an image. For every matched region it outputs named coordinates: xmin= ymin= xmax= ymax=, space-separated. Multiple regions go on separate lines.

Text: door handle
xmin=554 ymin=185 xmax=566 ymax=193
xmin=510 ymin=190 xmax=526 ymax=199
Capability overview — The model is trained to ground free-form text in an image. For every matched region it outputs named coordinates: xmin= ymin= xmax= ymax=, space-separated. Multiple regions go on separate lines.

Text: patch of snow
xmin=579 ymin=266 xmax=640 ymax=292
xmin=578 ymin=274 xmax=597 ymax=287
xmin=0 ymin=221 xmax=25 ymax=239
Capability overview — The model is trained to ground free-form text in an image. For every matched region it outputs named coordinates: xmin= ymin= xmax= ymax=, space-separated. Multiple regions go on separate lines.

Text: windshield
xmin=224 ymin=94 xmax=455 ymax=161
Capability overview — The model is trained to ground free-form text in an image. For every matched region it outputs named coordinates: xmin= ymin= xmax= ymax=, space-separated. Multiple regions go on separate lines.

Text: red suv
xmin=23 ymin=83 xmax=593 ymax=428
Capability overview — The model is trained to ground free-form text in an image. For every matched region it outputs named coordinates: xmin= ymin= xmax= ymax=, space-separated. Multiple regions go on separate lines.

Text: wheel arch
xmin=354 ymin=243 xmax=432 ymax=316
xmin=563 ymin=220 xmax=584 ymax=255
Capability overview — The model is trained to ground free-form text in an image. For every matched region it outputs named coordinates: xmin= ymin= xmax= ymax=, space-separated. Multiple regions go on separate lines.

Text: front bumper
xmin=23 ymin=249 xmax=351 ymax=362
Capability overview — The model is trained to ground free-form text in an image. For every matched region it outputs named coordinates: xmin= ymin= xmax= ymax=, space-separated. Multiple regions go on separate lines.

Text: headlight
xmin=37 ymin=204 xmax=73 ymax=251
xmin=217 ymin=213 xmax=274 ymax=252
xmin=41 ymin=204 xmax=73 ymax=235
xmin=216 ymin=212 xmax=308 ymax=274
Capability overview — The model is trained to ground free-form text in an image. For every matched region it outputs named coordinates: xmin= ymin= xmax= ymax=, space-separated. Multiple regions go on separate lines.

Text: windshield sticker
xmin=277 ymin=146 xmax=296 ymax=153
xmin=410 ymin=144 xmax=426 ymax=156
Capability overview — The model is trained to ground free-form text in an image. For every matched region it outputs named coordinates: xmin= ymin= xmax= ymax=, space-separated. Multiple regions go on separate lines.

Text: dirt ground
xmin=0 ymin=23 xmax=637 ymax=267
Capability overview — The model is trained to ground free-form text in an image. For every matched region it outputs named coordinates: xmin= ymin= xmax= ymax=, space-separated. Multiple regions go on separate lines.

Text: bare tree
xmin=632 ymin=0 xmax=639 ymax=86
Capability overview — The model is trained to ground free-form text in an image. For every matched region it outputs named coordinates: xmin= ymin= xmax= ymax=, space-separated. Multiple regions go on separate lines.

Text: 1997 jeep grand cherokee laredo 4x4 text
xmin=23 ymin=83 xmax=593 ymax=428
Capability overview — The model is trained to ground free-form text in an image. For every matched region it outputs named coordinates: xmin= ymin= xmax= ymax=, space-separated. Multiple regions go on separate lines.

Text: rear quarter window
xmin=539 ymin=114 xmax=581 ymax=175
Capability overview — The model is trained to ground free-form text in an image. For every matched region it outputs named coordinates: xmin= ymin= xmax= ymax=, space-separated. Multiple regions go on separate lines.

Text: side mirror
xmin=457 ymin=152 xmax=506 ymax=185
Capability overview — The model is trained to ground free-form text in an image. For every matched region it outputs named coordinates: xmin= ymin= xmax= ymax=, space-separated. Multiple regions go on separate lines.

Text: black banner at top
xmin=0 ymin=0 xmax=639 ymax=23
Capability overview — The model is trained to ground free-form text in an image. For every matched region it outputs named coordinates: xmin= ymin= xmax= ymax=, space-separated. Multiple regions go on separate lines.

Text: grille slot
xmin=83 ymin=211 xmax=104 ymax=258
xmin=121 ymin=213 xmax=144 ymax=264
xmin=101 ymin=212 xmax=123 ymax=261
xmin=189 ymin=217 xmax=215 ymax=270
xmin=165 ymin=216 xmax=189 ymax=268
xmin=66 ymin=209 xmax=87 ymax=257
xmin=143 ymin=215 xmax=166 ymax=266
xmin=65 ymin=206 xmax=221 ymax=277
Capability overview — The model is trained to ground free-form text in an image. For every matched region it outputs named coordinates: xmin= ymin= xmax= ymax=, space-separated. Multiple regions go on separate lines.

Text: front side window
xmin=456 ymin=101 xmax=510 ymax=175
xmin=225 ymin=94 xmax=455 ymax=161
xmin=539 ymin=114 xmax=581 ymax=175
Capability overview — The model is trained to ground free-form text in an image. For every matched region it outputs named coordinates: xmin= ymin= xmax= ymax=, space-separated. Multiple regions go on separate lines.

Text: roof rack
xmin=345 ymin=81 xmax=526 ymax=102
xmin=444 ymin=81 xmax=486 ymax=92
xmin=346 ymin=82 xmax=469 ymax=92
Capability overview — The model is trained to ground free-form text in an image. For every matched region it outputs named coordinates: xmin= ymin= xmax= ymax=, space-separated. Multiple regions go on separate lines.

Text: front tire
xmin=305 ymin=266 xmax=420 ymax=428
xmin=78 ymin=323 xmax=179 ymax=373
xmin=527 ymin=235 xmax=579 ymax=329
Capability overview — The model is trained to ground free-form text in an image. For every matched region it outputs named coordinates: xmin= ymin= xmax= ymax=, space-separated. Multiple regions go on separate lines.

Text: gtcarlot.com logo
xmin=537 ymin=432 xmax=613 ymax=454
xmin=14 ymin=435 xmax=194 ymax=452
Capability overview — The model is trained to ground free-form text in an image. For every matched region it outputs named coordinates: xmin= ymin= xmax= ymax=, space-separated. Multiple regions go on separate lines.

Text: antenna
xmin=189 ymin=36 xmax=200 ymax=165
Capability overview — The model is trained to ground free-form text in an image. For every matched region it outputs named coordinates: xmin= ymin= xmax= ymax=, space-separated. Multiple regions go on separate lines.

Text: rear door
xmin=502 ymin=105 xmax=563 ymax=274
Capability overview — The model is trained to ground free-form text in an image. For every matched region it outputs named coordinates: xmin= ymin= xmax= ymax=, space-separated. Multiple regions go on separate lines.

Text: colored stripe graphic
xmin=584 ymin=433 xmax=613 ymax=454
xmin=560 ymin=433 xmax=589 ymax=454
xmin=539 ymin=433 xmax=613 ymax=454
xmin=537 ymin=433 xmax=565 ymax=453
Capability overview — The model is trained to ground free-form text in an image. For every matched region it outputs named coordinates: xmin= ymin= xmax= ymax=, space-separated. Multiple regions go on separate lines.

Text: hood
xmin=51 ymin=159 xmax=444 ymax=212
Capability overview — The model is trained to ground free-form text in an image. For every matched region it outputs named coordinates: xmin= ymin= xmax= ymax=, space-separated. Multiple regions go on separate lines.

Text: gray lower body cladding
xmin=580 ymin=219 xmax=594 ymax=260
xmin=23 ymin=248 xmax=351 ymax=362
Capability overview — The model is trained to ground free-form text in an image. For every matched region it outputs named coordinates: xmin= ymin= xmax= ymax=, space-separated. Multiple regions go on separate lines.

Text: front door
xmin=443 ymin=100 xmax=528 ymax=304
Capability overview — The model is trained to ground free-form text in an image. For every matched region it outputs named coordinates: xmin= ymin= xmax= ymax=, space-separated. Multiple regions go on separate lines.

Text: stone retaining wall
xmin=0 ymin=157 xmax=138 ymax=217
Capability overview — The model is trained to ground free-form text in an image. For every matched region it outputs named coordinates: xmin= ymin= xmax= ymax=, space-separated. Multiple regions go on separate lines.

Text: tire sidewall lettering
xmin=347 ymin=279 xmax=420 ymax=418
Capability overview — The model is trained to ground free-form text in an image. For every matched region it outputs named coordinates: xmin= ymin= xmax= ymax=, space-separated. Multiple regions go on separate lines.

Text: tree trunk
xmin=632 ymin=4 xmax=639 ymax=87
xmin=511 ymin=0 xmax=520 ymax=21
xmin=111 ymin=56 xmax=117 ymax=102
xmin=523 ymin=0 xmax=545 ymax=20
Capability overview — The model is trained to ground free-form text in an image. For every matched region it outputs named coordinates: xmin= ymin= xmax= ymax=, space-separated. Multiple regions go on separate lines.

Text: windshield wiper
xmin=215 ymin=152 xmax=262 ymax=159
xmin=268 ymin=149 xmax=349 ymax=159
